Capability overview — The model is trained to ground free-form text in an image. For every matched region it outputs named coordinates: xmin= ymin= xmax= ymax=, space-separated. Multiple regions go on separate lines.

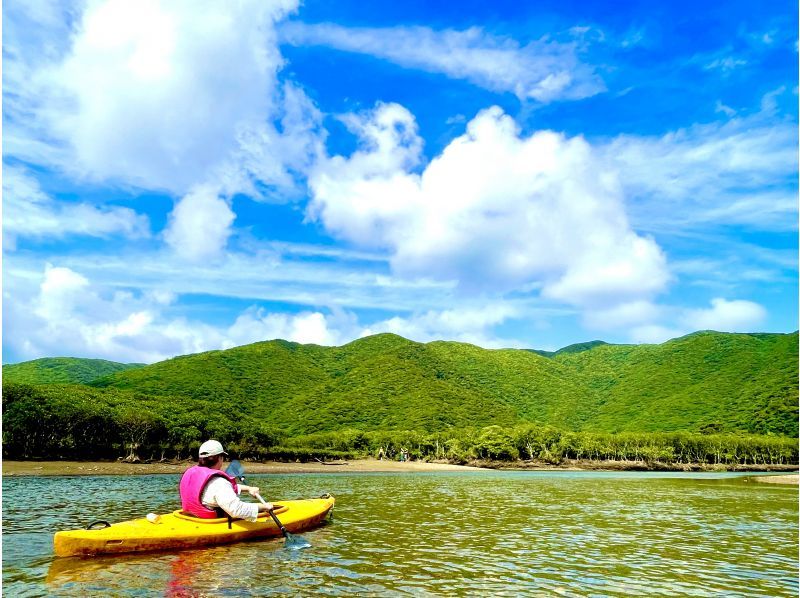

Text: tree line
xmin=3 ymin=383 xmax=797 ymax=467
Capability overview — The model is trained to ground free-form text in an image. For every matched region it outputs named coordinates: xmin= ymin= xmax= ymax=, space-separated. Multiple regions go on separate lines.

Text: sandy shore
xmin=749 ymin=474 xmax=799 ymax=485
xmin=4 ymin=459 xmax=798 ymax=478
xmin=2 ymin=459 xmax=480 ymax=476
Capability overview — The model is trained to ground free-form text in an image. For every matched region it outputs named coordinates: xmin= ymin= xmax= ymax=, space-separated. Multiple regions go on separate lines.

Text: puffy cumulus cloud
xmin=360 ymin=303 xmax=523 ymax=348
xmin=681 ymin=298 xmax=767 ymax=332
xmin=3 ymin=264 xmax=368 ymax=363
xmin=309 ymin=104 xmax=669 ymax=310
xmin=35 ymin=264 xmax=92 ymax=323
xmin=541 ymin=236 xmax=668 ymax=307
xmin=2 ymin=165 xmax=150 ymax=250
xmin=281 ymin=23 xmax=605 ymax=103
xmin=3 ymin=263 xmax=531 ymax=362
xmin=14 ymin=0 xmax=319 ymax=196
xmin=306 ymin=102 xmax=423 ymax=246
xmin=3 ymin=263 xmax=198 ymax=363
xmin=622 ymin=298 xmax=768 ymax=344
xmin=225 ymin=307 xmax=360 ymax=347
xmin=163 ymin=184 xmax=236 ymax=262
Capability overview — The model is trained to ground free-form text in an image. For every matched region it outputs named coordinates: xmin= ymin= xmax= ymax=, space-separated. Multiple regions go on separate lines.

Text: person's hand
xmin=258 ymin=501 xmax=274 ymax=511
xmin=246 ymin=485 xmax=260 ymax=497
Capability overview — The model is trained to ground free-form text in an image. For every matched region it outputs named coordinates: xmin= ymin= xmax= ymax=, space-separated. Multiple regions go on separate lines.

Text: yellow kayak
xmin=53 ymin=495 xmax=334 ymax=557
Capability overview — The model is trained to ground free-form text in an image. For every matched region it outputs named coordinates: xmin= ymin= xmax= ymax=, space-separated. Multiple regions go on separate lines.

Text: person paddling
xmin=179 ymin=440 xmax=273 ymax=521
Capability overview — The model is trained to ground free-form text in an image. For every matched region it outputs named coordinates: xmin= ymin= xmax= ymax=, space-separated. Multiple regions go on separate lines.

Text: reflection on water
xmin=3 ymin=471 xmax=798 ymax=596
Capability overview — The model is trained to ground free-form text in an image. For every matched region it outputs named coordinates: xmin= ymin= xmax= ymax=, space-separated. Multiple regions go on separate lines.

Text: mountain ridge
xmin=4 ymin=330 xmax=795 ymax=437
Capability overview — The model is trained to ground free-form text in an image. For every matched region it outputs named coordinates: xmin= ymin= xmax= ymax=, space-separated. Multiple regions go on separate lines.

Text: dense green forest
xmin=3 ymin=331 xmax=798 ymax=467
xmin=529 ymin=340 xmax=608 ymax=358
xmin=2 ymin=382 xmax=796 ymax=467
xmin=2 ymin=357 xmax=143 ymax=385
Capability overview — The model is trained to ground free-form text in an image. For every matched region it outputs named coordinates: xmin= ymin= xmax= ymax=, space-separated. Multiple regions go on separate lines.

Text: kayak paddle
xmin=226 ymin=459 xmax=246 ymax=482
xmin=226 ymin=459 xmax=310 ymax=550
xmin=256 ymin=493 xmax=311 ymax=550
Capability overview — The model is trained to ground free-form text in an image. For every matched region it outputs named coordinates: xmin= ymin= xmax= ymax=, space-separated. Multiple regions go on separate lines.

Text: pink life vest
xmin=179 ymin=465 xmax=239 ymax=518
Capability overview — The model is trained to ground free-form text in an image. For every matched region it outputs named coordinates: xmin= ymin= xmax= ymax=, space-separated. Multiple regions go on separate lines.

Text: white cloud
xmin=6 ymin=245 xmax=456 ymax=315
xmin=604 ymin=100 xmax=798 ymax=232
xmin=2 ymin=262 xmax=775 ymax=364
xmin=583 ymin=300 xmax=662 ymax=330
xmin=2 ymin=263 xmax=533 ymax=362
xmin=3 ymin=165 xmax=150 ymax=250
xmin=361 ymin=304 xmax=523 ymax=348
xmin=714 ymin=100 xmax=736 ymax=117
xmin=629 ymin=324 xmax=684 ymax=345
xmin=681 ymin=298 xmax=767 ymax=332
xmin=225 ymin=308 xmax=356 ymax=347
xmin=306 ymin=102 xmax=423 ymax=247
xmin=8 ymin=264 xmax=205 ymax=362
xmin=8 ymin=0 xmax=320 ymax=198
xmin=35 ymin=264 xmax=92 ymax=322
xmin=5 ymin=264 xmax=359 ymax=362
xmin=309 ymin=103 xmax=669 ymax=310
xmin=620 ymin=26 xmax=646 ymax=49
xmin=2 ymin=1 xmax=78 ymax=167
xmin=163 ymin=184 xmax=236 ymax=262
xmin=703 ymin=56 xmax=747 ymax=72
xmin=281 ymin=22 xmax=605 ymax=102
xmin=234 ymin=81 xmax=325 ymax=200
xmin=625 ymin=298 xmax=769 ymax=344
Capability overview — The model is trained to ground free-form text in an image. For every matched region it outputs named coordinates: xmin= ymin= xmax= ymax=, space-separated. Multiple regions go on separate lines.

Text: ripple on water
xmin=3 ymin=471 xmax=798 ymax=596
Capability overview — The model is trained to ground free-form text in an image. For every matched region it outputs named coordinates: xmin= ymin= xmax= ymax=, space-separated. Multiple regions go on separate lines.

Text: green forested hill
xmin=2 ymin=357 xmax=144 ymax=385
xmin=88 ymin=334 xmax=593 ymax=434
xmin=4 ymin=331 xmax=797 ymax=442
xmin=3 ymin=331 xmax=797 ymax=463
xmin=552 ymin=331 xmax=799 ymax=436
xmin=80 ymin=330 xmax=797 ymax=436
xmin=529 ymin=340 xmax=609 ymax=358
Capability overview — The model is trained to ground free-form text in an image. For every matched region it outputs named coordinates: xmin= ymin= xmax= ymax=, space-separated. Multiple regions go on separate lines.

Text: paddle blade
xmin=283 ymin=532 xmax=311 ymax=550
xmin=226 ymin=459 xmax=245 ymax=482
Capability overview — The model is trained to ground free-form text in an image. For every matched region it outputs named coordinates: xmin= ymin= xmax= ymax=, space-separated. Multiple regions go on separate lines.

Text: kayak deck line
xmin=53 ymin=495 xmax=334 ymax=557
xmin=170 ymin=503 xmax=290 ymax=523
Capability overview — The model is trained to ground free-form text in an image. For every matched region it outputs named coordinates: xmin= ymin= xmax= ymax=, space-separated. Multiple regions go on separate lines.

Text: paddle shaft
xmin=256 ymin=494 xmax=289 ymax=538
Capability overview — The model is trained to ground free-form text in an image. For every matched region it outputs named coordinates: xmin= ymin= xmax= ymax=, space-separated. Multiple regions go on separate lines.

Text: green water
xmin=3 ymin=471 xmax=798 ymax=596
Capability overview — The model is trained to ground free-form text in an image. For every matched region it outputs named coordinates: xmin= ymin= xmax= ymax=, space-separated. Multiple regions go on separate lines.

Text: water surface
xmin=3 ymin=471 xmax=797 ymax=596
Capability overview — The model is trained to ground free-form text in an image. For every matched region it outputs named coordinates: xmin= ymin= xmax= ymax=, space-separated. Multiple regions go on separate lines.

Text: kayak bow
xmin=53 ymin=495 xmax=334 ymax=557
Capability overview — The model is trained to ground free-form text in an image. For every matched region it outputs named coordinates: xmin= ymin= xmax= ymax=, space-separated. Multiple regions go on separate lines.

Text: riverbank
xmin=1 ymin=459 xmax=481 ymax=476
xmin=749 ymin=474 xmax=799 ymax=485
xmin=482 ymin=458 xmax=799 ymax=473
xmin=3 ymin=458 xmax=797 ymax=477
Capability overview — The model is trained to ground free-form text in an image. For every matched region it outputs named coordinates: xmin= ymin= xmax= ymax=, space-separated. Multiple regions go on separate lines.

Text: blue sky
xmin=3 ymin=0 xmax=797 ymax=364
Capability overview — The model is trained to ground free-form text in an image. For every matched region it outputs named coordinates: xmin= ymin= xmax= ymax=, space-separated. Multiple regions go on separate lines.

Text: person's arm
xmin=203 ymin=478 xmax=272 ymax=522
xmin=238 ymin=483 xmax=261 ymax=497
xmin=238 ymin=484 xmax=275 ymax=511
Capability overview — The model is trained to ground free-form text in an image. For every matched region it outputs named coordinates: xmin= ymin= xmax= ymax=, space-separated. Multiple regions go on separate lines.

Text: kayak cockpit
xmin=171 ymin=505 xmax=288 ymax=523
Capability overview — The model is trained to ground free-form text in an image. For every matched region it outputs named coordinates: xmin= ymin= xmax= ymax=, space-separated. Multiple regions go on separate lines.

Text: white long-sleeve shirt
xmin=200 ymin=477 xmax=260 ymax=522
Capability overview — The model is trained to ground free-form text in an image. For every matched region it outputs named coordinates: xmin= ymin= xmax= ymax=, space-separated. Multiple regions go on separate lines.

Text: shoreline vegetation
xmin=3 ymin=458 xmax=797 ymax=481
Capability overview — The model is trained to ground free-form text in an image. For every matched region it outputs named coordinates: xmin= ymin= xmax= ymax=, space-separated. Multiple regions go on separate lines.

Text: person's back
xmin=178 ymin=440 xmax=273 ymax=521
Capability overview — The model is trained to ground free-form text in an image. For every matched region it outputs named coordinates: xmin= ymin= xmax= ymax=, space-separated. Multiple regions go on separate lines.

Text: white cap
xmin=198 ymin=439 xmax=227 ymax=458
